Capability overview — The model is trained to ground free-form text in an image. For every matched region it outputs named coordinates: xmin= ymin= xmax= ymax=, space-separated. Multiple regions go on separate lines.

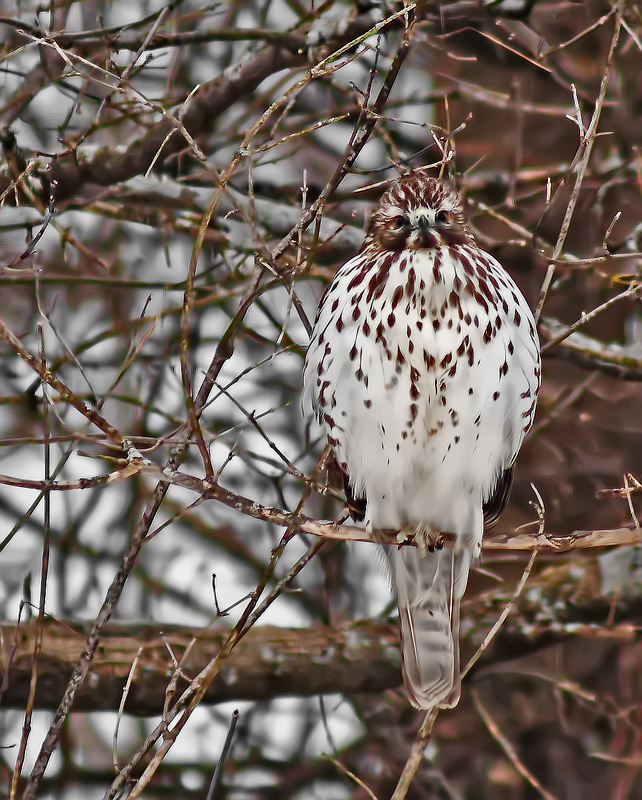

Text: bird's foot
xmin=413 ymin=525 xmax=444 ymax=556
xmin=396 ymin=525 xmax=413 ymax=546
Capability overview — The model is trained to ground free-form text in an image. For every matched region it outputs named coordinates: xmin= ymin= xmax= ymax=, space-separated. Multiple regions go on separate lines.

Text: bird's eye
xmin=435 ymin=210 xmax=450 ymax=225
xmin=393 ymin=215 xmax=409 ymax=229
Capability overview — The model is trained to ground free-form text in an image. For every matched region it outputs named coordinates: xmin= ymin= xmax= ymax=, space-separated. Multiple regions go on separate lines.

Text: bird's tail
xmin=391 ymin=545 xmax=473 ymax=710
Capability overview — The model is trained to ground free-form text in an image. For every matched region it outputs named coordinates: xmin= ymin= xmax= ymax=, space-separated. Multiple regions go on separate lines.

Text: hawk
xmin=303 ymin=172 xmax=540 ymax=709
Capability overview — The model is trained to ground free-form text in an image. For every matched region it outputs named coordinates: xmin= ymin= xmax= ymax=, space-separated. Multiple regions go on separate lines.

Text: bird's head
xmin=364 ymin=173 xmax=471 ymax=253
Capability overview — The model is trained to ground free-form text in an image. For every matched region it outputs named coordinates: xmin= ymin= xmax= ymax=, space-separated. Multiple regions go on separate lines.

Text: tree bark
xmin=3 ymin=550 xmax=640 ymax=715
xmin=0 ymin=618 xmax=401 ymax=714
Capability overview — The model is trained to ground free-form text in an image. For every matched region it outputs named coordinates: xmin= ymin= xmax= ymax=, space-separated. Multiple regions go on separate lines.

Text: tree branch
xmin=1 ymin=459 xmax=639 ymax=552
xmin=2 ymin=588 xmax=639 ymax=715
xmin=540 ymin=316 xmax=642 ymax=381
xmin=0 ymin=619 xmax=400 ymax=713
xmin=44 ymin=13 xmax=382 ymax=201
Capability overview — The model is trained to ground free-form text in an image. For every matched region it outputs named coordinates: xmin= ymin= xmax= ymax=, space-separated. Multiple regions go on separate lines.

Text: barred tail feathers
xmin=391 ymin=546 xmax=473 ymax=709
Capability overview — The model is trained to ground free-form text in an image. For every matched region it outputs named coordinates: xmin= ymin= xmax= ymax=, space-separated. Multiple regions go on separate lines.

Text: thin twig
xmin=324 ymin=752 xmax=380 ymax=800
xmin=473 ymin=689 xmax=561 ymax=800
xmin=113 ymin=647 xmax=143 ymax=772
xmin=390 ymin=708 xmax=439 ymax=800
xmin=463 ymin=486 xmax=544 ymax=677
xmin=9 ymin=327 xmax=52 ymax=800
xmin=205 ymin=710 xmax=240 ymax=800
xmin=541 ymin=282 xmax=641 ymax=354
xmin=535 ymin=3 xmax=624 ymax=323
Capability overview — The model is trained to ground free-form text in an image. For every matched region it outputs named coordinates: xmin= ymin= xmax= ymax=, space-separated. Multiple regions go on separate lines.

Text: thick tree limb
xmin=0 ymin=619 xmax=401 ymax=713
xmin=0 ymin=14 xmax=374 ymax=202
xmin=0 ymin=1 xmax=540 ymax=205
xmin=1 ymin=599 xmax=639 ymax=715
xmin=43 ymin=13 xmax=384 ymax=202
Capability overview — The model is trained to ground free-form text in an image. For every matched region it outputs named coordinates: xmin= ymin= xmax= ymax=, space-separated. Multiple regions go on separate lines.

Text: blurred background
xmin=0 ymin=1 xmax=642 ymax=798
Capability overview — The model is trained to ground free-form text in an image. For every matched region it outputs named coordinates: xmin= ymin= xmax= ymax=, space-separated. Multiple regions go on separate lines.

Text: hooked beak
xmin=415 ymin=214 xmax=436 ymax=248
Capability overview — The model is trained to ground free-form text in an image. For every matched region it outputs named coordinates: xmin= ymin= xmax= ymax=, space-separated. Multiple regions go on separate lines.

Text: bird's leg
xmin=413 ymin=524 xmax=444 ymax=556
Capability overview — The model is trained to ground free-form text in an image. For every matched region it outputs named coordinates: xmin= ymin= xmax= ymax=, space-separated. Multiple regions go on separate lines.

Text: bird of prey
xmin=303 ymin=172 xmax=540 ymax=708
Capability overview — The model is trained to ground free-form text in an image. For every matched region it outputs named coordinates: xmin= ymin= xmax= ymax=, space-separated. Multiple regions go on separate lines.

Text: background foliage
xmin=1 ymin=1 xmax=642 ymax=798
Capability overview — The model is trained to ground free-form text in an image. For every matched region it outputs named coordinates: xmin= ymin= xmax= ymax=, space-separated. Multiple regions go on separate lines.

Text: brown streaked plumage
xmin=303 ymin=172 xmax=540 ymax=709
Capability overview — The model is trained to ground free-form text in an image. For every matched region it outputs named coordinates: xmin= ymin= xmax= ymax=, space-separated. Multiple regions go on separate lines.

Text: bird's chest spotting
xmin=316 ymin=245 xmax=537 ymax=476
xmin=340 ymin=246 xmax=517 ymax=402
